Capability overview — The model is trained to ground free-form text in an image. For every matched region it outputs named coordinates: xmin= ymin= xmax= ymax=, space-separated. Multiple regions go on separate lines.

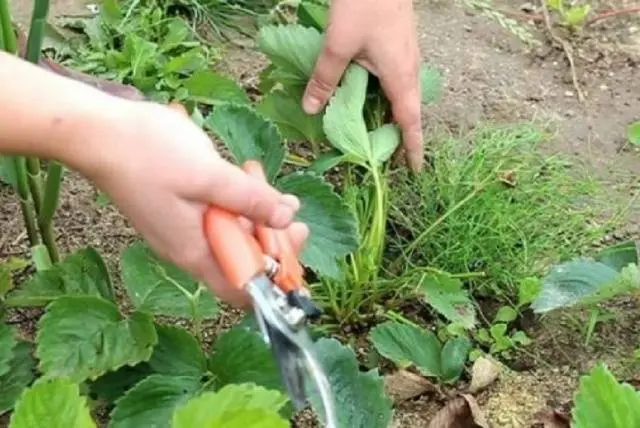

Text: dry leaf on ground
xmin=385 ymin=369 xmax=436 ymax=403
xmin=427 ymin=394 xmax=490 ymax=428
xmin=469 ymin=356 xmax=501 ymax=393
xmin=533 ymin=409 xmax=571 ymax=428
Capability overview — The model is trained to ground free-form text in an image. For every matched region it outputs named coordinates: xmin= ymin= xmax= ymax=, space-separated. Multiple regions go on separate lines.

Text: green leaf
xmin=276 ymin=173 xmax=358 ymax=278
xmin=109 ymin=374 xmax=203 ymax=428
xmin=596 ymin=241 xmax=638 ymax=272
xmin=88 ymin=363 xmax=152 ymax=403
xmin=9 ymin=377 xmax=96 ymax=428
xmin=323 ymin=64 xmax=371 ymax=164
xmin=0 ymin=156 xmax=18 ymax=190
xmin=6 ymin=248 xmax=115 ymax=307
xmin=0 ymin=324 xmax=17 ymax=378
xmin=208 ymin=327 xmax=282 ymax=391
xmin=0 ymin=258 xmax=28 ymax=298
xmin=309 ymin=150 xmax=347 ymax=175
xmin=297 ymin=1 xmax=329 ymax=31
xmin=530 ymin=258 xmax=638 ymax=313
xmin=311 ymin=338 xmax=392 ymax=428
xmin=171 ymin=384 xmax=289 ymax=428
xmin=517 ymin=276 xmax=541 ymax=307
xmin=36 ymin=296 xmax=158 ymax=383
xmin=204 ymin=104 xmax=285 ymax=182
xmin=256 ymin=88 xmax=326 ymax=145
xmin=148 ymin=325 xmax=206 ymax=377
xmin=420 ymin=63 xmax=443 ymax=104
xmin=369 ymin=321 xmax=442 ymax=377
xmin=440 ymin=336 xmax=472 ymax=383
xmin=164 ymin=48 xmax=207 ymax=74
xmin=628 ymin=121 xmax=640 ymax=146
xmin=572 ymin=363 xmax=640 ymax=428
xmin=0 ymin=341 xmax=36 ymax=415
xmin=120 ymin=242 xmax=218 ymax=320
xmin=563 ymin=4 xmax=591 ymax=27
xmin=369 ymin=124 xmax=401 ymax=166
xmin=182 ymin=70 xmax=250 ymax=105
xmin=494 ymin=306 xmax=518 ymax=323
xmin=417 ymin=273 xmax=477 ymax=329
xmin=257 ymin=24 xmax=323 ymax=85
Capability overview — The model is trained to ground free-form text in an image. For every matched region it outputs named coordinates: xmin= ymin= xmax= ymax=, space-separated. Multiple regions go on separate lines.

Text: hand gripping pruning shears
xmin=202 ymin=159 xmax=338 ymax=428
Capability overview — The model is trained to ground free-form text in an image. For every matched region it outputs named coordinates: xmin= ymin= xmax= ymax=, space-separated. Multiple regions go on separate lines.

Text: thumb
xmin=195 ymin=159 xmax=300 ymax=229
xmin=303 ymin=42 xmax=351 ymax=115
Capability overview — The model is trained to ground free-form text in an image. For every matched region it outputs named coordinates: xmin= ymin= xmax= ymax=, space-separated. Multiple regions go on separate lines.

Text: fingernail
xmin=280 ymin=194 xmax=300 ymax=211
xmin=269 ymin=205 xmax=294 ymax=228
xmin=303 ymin=95 xmax=322 ymax=115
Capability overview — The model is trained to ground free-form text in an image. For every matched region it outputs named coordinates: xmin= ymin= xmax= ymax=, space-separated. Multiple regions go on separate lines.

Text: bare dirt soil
xmin=1 ymin=0 xmax=639 ymax=427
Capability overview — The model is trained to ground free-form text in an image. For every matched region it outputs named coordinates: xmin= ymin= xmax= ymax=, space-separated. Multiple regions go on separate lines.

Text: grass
xmin=385 ymin=122 xmax=619 ymax=302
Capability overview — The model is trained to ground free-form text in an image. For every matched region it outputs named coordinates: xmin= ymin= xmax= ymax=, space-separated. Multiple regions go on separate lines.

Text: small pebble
xmin=564 ymin=90 xmax=575 ymax=97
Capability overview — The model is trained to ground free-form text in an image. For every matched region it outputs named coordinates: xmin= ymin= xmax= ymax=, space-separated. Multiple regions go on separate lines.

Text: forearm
xmin=0 ymin=51 xmax=132 ymax=171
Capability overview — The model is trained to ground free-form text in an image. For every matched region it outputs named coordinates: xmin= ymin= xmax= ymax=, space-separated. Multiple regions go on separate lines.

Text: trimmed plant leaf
xmin=311 ymin=338 xmax=393 ymax=428
xmin=120 ymin=242 xmax=218 ymax=320
xmin=257 ymin=24 xmax=323 ymax=85
xmin=6 ymin=247 xmax=115 ymax=307
xmin=109 ymin=374 xmax=203 ymax=428
xmin=208 ymin=327 xmax=282 ymax=391
xmin=277 ymin=173 xmax=358 ymax=278
xmin=0 ymin=324 xmax=17 ymax=378
xmin=628 ymin=121 xmax=640 ymax=145
xmin=323 ymin=64 xmax=371 ymax=164
xmin=369 ymin=124 xmax=402 ymax=166
xmin=182 ymin=70 xmax=250 ymax=105
xmin=148 ymin=325 xmax=207 ymax=377
xmin=36 ymin=296 xmax=158 ymax=383
xmin=572 ymin=363 xmax=640 ymax=428
xmin=418 ymin=273 xmax=477 ymax=329
xmin=420 ymin=63 xmax=443 ymax=104
xmin=0 ymin=341 xmax=36 ymax=415
xmin=9 ymin=377 xmax=96 ymax=428
xmin=596 ymin=241 xmax=638 ymax=272
xmin=88 ymin=363 xmax=153 ymax=403
xmin=257 ymin=88 xmax=326 ymax=145
xmin=530 ymin=258 xmax=639 ymax=313
xmin=440 ymin=336 xmax=472 ymax=383
xmin=369 ymin=321 xmax=442 ymax=378
xmin=171 ymin=384 xmax=289 ymax=428
xmin=204 ymin=104 xmax=285 ymax=182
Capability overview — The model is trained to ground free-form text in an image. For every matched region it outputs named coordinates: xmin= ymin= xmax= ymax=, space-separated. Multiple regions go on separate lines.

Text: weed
xmin=387 ymin=123 xmax=614 ymax=300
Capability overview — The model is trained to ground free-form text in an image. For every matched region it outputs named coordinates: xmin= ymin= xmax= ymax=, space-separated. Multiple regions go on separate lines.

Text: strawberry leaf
xmin=277 ymin=173 xmax=358 ymax=279
xmin=109 ymin=374 xmax=203 ymax=428
xmin=120 ymin=242 xmax=218 ymax=321
xmin=369 ymin=321 xmax=442 ymax=378
xmin=35 ymin=296 xmax=158 ymax=383
xmin=572 ymin=363 xmax=640 ymax=427
xmin=0 ymin=341 xmax=36 ymax=415
xmin=171 ymin=384 xmax=289 ymax=428
xmin=148 ymin=325 xmax=207 ymax=377
xmin=9 ymin=378 xmax=96 ymax=428
xmin=6 ymin=248 xmax=115 ymax=307
xmin=417 ymin=273 xmax=477 ymax=329
xmin=204 ymin=103 xmax=285 ymax=183
xmin=0 ymin=324 xmax=17 ymax=378
xmin=311 ymin=338 xmax=393 ymax=428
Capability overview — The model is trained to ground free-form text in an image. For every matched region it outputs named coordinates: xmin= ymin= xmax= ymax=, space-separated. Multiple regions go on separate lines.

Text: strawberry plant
xmin=0 ymin=244 xmax=395 ymax=427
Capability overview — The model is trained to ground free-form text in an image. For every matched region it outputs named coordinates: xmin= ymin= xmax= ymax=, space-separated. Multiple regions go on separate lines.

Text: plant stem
xmin=11 ymin=159 xmax=40 ymax=247
xmin=0 ymin=0 xmax=17 ymax=53
xmin=38 ymin=162 xmax=64 ymax=262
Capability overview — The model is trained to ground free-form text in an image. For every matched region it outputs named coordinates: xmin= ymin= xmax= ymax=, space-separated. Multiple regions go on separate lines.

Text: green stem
xmin=11 ymin=158 xmax=40 ymax=247
xmin=38 ymin=162 xmax=64 ymax=262
xmin=0 ymin=0 xmax=17 ymax=53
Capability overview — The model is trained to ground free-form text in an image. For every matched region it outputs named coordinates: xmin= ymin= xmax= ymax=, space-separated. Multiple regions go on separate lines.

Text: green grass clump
xmin=387 ymin=123 xmax=616 ymax=300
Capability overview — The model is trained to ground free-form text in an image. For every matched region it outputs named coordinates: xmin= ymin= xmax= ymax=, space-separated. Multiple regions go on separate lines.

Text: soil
xmin=1 ymin=0 xmax=639 ymax=427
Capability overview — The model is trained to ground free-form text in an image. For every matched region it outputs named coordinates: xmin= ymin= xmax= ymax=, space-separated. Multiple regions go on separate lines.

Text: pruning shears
xmin=202 ymin=159 xmax=338 ymax=428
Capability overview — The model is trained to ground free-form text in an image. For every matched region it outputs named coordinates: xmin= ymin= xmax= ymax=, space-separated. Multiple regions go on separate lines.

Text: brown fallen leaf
xmin=427 ymin=394 xmax=490 ymax=428
xmin=384 ymin=369 xmax=436 ymax=403
xmin=469 ymin=356 xmax=501 ymax=393
xmin=533 ymin=409 xmax=571 ymax=428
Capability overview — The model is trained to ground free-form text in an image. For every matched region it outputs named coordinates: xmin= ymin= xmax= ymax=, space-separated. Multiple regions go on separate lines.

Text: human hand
xmin=69 ymin=100 xmax=308 ymax=307
xmin=302 ymin=0 xmax=424 ymax=171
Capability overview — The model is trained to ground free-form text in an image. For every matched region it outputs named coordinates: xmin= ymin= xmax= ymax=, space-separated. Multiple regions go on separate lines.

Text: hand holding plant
xmin=303 ymin=0 xmax=424 ymax=171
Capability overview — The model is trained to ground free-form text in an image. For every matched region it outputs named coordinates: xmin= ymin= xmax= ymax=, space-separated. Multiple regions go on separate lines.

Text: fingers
xmin=303 ymin=31 xmax=352 ymax=114
xmin=379 ymin=59 xmax=424 ymax=172
xmin=197 ymin=160 xmax=300 ymax=229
